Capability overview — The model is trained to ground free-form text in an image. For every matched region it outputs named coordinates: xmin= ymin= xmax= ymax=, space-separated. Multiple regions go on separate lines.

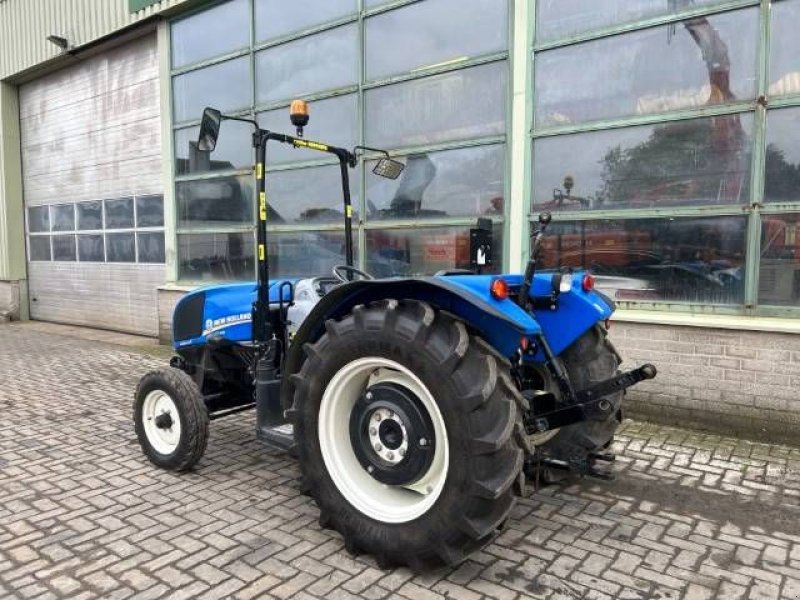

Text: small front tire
xmin=134 ymin=368 xmax=209 ymax=471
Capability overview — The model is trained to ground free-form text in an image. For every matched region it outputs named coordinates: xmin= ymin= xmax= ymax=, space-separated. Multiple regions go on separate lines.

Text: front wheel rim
xmin=142 ymin=390 xmax=182 ymax=455
xmin=318 ymin=357 xmax=449 ymax=524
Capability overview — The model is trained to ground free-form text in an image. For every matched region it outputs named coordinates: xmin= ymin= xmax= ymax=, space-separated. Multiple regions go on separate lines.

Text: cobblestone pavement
xmin=2 ymin=323 xmax=800 ymax=600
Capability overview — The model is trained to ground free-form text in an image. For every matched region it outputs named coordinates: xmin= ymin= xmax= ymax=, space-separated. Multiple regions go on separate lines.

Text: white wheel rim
xmin=142 ymin=390 xmax=182 ymax=455
xmin=318 ymin=357 xmax=449 ymax=524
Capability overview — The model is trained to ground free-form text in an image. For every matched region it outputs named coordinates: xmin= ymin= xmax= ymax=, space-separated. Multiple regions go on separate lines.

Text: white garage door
xmin=20 ymin=34 xmax=165 ymax=336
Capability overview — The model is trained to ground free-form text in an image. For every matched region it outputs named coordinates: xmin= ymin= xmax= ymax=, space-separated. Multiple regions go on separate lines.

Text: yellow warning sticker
xmin=259 ymin=192 xmax=267 ymax=221
xmin=293 ymin=139 xmax=329 ymax=152
xmin=346 ymin=205 xmax=353 ymax=218
xmin=258 ymin=244 xmax=265 ymax=260
xmin=256 ymin=163 xmax=263 ymax=179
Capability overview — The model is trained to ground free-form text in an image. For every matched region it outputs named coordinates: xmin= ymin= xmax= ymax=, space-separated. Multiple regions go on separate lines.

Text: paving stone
xmin=1 ymin=324 xmax=800 ymax=599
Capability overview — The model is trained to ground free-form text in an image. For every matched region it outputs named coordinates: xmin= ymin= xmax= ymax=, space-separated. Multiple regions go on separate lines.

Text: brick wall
xmin=610 ymin=322 xmax=800 ymax=445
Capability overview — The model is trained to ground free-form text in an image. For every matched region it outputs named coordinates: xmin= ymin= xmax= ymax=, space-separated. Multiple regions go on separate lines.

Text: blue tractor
xmin=134 ymin=101 xmax=657 ymax=570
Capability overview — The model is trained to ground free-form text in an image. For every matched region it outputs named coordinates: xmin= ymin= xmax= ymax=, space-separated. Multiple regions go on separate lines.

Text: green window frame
xmin=168 ymin=0 xmax=514 ymax=283
xmin=528 ymin=0 xmax=800 ymax=317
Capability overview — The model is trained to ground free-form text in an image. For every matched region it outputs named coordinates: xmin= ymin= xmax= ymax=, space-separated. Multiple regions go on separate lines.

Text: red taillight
xmin=490 ymin=278 xmax=509 ymax=300
xmin=520 ymin=336 xmax=530 ymax=351
xmin=582 ymin=274 xmax=595 ymax=292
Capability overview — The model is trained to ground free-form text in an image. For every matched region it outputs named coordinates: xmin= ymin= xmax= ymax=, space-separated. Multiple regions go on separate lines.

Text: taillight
xmin=490 ymin=278 xmax=509 ymax=300
xmin=581 ymin=274 xmax=595 ymax=292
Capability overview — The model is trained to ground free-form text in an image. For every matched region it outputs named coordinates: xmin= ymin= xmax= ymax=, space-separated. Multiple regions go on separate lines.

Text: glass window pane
xmin=106 ymin=233 xmax=136 ymax=262
xmin=28 ymin=206 xmax=49 ymax=233
xmin=176 ymin=176 xmax=255 ymax=228
xmin=138 ymin=232 xmax=166 ymax=263
xmin=534 ymin=9 xmax=759 ymax=127
xmin=105 ymin=198 xmax=135 ymax=229
xmin=536 ymin=0 xmax=729 ymax=44
xmin=136 ymin=195 xmax=165 ymax=228
xmin=764 ymin=107 xmax=800 ymax=203
xmin=78 ymin=235 xmax=105 ymax=262
xmin=769 ymin=0 xmax=800 ymax=97
xmin=269 ymin=230 xmax=354 ymax=278
xmin=366 ymin=61 xmax=507 ymax=148
xmin=256 ymin=0 xmax=357 ymax=42
xmin=257 ymin=94 xmax=358 ymax=163
xmin=532 ymin=114 xmax=754 ymax=210
xmin=540 ymin=216 xmax=746 ymax=305
xmin=759 ymin=214 xmax=800 ymax=306
xmin=171 ymin=0 xmax=249 ymax=68
xmin=366 ymin=0 xmax=507 ymax=80
xmin=175 ymin=120 xmax=254 ymax=175
xmin=265 ymin=165 xmax=359 ymax=224
xmin=366 ymin=226 xmax=503 ymax=277
xmin=77 ymin=201 xmax=103 ymax=230
xmin=256 ymin=25 xmax=358 ymax=104
xmin=51 ymin=204 xmax=75 ymax=232
xmin=178 ymin=232 xmax=255 ymax=281
xmin=29 ymin=236 xmax=51 ymax=261
xmin=173 ymin=56 xmax=251 ymax=123
xmin=52 ymin=235 xmax=76 ymax=261
xmin=366 ymin=145 xmax=505 ymax=220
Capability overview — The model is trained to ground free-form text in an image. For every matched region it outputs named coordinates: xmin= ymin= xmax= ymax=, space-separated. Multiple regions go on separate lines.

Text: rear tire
xmin=290 ymin=300 xmax=526 ymax=570
xmin=539 ymin=324 xmax=623 ymax=465
xmin=134 ymin=368 xmax=209 ymax=471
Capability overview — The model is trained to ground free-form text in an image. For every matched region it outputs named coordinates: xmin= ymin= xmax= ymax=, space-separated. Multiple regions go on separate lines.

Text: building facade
xmin=0 ymin=0 xmax=798 ymax=441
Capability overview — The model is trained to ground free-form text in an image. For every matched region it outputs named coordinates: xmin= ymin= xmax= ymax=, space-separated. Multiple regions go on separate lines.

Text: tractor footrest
xmin=257 ymin=423 xmax=294 ymax=451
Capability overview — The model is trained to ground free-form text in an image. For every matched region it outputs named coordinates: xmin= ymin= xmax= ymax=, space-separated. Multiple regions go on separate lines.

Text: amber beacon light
xmin=289 ymin=99 xmax=309 ymax=136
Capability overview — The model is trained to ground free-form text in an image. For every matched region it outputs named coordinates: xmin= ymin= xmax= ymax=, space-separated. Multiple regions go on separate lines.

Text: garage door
xmin=20 ymin=34 xmax=165 ymax=336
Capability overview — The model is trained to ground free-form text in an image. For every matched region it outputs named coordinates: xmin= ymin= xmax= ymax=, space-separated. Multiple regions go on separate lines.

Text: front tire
xmin=291 ymin=300 xmax=526 ymax=570
xmin=134 ymin=368 xmax=209 ymax=471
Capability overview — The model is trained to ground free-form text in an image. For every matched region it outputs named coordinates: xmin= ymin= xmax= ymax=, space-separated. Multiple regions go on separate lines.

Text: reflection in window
xmin=175 ymin=120 xmax=254 ymax=175
xmin=29 ymin=236 xmax=51 ymax=261
xmin=366 ymin=226 xmax=502 ymax=277
xmin=28 ymin=206 xmax=49 ymax=233
xmin=136 ymin=195 xmax=165 ymax=228
xmin=51 ymin=205 xmax=75 ymax=232
xmin=106 ymin=233 xmax=136 ymax=262
xmin=173 ymin=56 xmax=251 ymax=123
xmin=178 ymin=232 xmax=255 ymax=281
xmin=533 ymin=114 xmax=753 ymax=210
xmin=52 ymin=235 xmax=76 ymax=261
xmin=759 ymin=214 xmax=800 ymax=306
xmin=366 ymin=61 xmax=507 ymax=148
xmin=269 ymin=230 xmax=352 ymax=278
xmin=78 ymin=235 xmax=105 ymax=262
xmin=255 ymin=25 xmax=358 ymax=104
xmin=257 ymin=94 xmax=358 ymax=163
xmin=171 ymin=0 xmax=249 ymax=68
xmin=264 ymin=165 xmax=359 ymax=224
xmin=540 ymin=217 xmax=747 ymax=304
xmin=105 ymin=198 xmax=135 ymax=229
xmin=769 ymin=0 xmax=800 ymax=97
xmin=764 ymin=108 xmax=800 ymax=203
xmin=77 ymin=201 xmax=103 ymax=230
xmin=177 ymin=177 xmax=255 ymax=228
xmin=536 ymin=0 xmax=726 ymax=44
xmin=365 ymin=0 xmax=507 ymax=80
xmin=256 ymin=0 xmax=356 ymax=42
xmin=366 ymin=145 xmax=505 ymax=220
xmin=138 ymin=232 xmax=166 ymax=263
xmin=534 ymin=8 xmax=758 ymax=127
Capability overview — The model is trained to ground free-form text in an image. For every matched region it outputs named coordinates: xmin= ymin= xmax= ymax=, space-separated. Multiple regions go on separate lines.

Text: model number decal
xmin=203 ymin=312 xmax=251 ymax=335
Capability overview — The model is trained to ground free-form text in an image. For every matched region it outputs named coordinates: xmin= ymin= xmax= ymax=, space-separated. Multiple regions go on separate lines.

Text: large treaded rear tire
xmin=540 ymin=324 xmax=623 ymax=464
xmin=134 ymin=368 xmax=209 ymax=471
xmin=290 ymin=300 xmax=527 ymax=570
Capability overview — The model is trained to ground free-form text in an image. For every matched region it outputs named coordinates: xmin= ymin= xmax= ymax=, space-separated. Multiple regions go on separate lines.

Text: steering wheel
xmin=332 ymin=264 xmax=374 ymax=283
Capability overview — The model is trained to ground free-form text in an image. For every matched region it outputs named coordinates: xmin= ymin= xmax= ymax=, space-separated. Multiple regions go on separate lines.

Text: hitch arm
xmin=526 ymin=364 xmax=657 ymax=434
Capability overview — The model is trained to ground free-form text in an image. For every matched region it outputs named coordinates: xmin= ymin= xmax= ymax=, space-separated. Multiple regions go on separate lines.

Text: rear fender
xmin=280 ymin=277 xmax=541 ymax=408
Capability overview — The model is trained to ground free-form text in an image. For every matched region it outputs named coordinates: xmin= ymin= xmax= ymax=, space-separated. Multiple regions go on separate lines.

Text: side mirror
xmin=372 ymin=157 xmax=405 ymax=180
xmin=198 ymin=107 xmax=222 ymax=152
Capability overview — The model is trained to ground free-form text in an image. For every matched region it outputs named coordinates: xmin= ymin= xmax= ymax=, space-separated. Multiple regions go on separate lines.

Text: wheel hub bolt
xmin=387 ymin=452 xmax=394 ymax=460
xmin=399 ymin=448 xmax=405 ymax=457
xmin=369 ymin=427 xmax=377 ymax=436
xmin=374 ymin=443 xmax=382 ymax=452
xmin=374 ymin=413 xmax=381 ymax=422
